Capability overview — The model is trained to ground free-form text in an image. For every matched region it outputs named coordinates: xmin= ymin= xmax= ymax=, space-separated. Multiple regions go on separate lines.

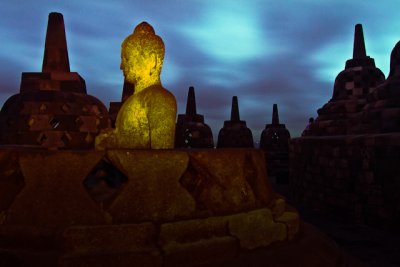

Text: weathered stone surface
xmin=96 ymin=22 xmax=176 ymax=150
xmin=181 ymin=149 xmax=273 ymax=215
xmin=59 ymin=223 xmax=162 ymax=266
xmin=0 ymin=147 xmax=302 ymax=265
xmin=272 ymin=198 xmax=286 ymax=219
xmin=108 ymin=80 xmax=134 ymax=127
xmin=228 ymin=209 xmax=287 ymax=250
xmin=5 ymin=151 xmax=108 ymax=227
xmin=307 ymin=24 xmax=385 ymax=136
xmin=276 ymin=212 xmax=300 ymax=241
xmin=359 ymin=41 xmax=400 ymax=133
xmin=159 ymin=216 xmax=230 ymax=244
xmin=0 ymin=224 xmax=61 ymax=266
xmin=107 ymin=150 xmax=196 ymax=222
xmin=159 ymin=217 xmax=237 ymax=267
xmin=162 ymin=237 xmax=237 ymax=267
xmin=0 ymin=225 xmax=59 ymax=250
xmin=220 ymin=222 xmax=365 ymax=267
xmin=0 ymin=150 xmax=23 ymax=212
xmin=290 ymin=135 xmax=400 ymax=230
xmin=0 ymin=12 xmax=110 ymax=149
xmin=59 ymin=252 xmax=162 ymax=267
xmin=60 ymin=223 xmax=161 ymax=266
xmin=246 ymin=150 xmax=275 ymax=205
xmin=63 ymin=223 xmax=157 ymax=254
xmin=42 ymin=12 xmax=70 ymax=73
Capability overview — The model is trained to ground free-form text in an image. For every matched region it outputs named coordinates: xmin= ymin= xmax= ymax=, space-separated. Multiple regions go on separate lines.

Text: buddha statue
xmin=96 ymin=22 xmax=177 ymax=149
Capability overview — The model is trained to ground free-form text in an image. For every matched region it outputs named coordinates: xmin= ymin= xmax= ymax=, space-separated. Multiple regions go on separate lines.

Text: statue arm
xmin=148 ymin=91 xmax=177 ymax=149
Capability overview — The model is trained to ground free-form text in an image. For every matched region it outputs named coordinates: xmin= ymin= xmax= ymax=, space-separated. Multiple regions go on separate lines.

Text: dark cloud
xmin=0 ymin=0 xmax=399 ymax=142
xmin=0 ymin=59 xmax=26 ymax=106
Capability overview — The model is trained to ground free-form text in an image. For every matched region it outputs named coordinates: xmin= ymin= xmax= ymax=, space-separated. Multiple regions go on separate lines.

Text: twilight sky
xmin=1 ymin=0 xmax=399 ymax=142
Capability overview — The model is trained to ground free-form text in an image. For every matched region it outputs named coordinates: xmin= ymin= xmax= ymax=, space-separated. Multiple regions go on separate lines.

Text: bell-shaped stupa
xmin=0 ymin=12 xmax=110 ymax=149
xmin=360 ymin=41 xmax=400 ymax=133
xmin=260 ymin=104 xmax=291 ymax=149
xmin=260 ymin=104 xmax=291 ymax=183
xmin=310 ymin=24 xmax=385 ymax=135
xmin=217 ymin=96 xmax=253 ymax=148
xmin=175 ymin=86 xmax=214 ymax=148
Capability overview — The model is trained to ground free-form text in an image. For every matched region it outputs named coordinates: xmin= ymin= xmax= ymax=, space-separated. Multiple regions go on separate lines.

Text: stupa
xmin=0 ymin=12 xmax=110 ymax=149
xmin=260 ymin=104 xmax=291 ymax=183
xmin=310 ymin=24 xmax=385 ymax=135
xmin=360 ymin=41 xmax=400 ymax=133
xmin=175 ymin=86 xmax=214 ymax=148
xmin=217 ymin=96 xmax=254 ymax=148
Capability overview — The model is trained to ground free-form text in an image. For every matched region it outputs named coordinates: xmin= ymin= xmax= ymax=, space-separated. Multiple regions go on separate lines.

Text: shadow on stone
xmin=0 ymin=151 xmax=24 ymax=212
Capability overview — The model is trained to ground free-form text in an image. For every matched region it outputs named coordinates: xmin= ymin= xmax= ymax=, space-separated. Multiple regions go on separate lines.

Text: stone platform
xmin=0 ymin=148 xmax=304 ymax=266
xmin=290 ymin=134 xmax=400 ymax=230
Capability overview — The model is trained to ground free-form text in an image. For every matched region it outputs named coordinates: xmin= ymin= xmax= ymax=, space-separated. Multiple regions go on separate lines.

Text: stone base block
xmin=276 ymin=212 xmax=300 ymax=241
xmin=60 ymin=223 xmax=162 ymax=267
xmin=59 ymin=252 xmax=162 ymax=267
xmin=162 ymin=237 xmax=237 ymax=267
xmin=63 ymin=223 xmax=158 ymax=254
xmin=228 ymin=209 xmax=287 ymax=249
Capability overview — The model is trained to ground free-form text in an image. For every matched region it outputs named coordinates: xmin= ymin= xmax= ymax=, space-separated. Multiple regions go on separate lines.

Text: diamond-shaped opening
xmin=75 ymin=117 xmax=82 ymax=127
xmin=61 ymin=133 xmax=71 ymax=147
xmin=179 ymin=157 xmax=216 ymax=212
xmin=37 ymin=132 xmax=47 ymax=144
xmin=39 ymin=103 xmax=47 ymax=112
xmin=61 ymin=104 xmax=70 ymax=113
xmin=83 ymin=158 xmax=128 ymax=208
xmin=50 ymin=118 xmax=60 ymax=129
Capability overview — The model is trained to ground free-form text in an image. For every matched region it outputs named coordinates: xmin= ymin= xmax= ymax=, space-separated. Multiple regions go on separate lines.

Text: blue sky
xmin=0 ymin=0 xmax=399 ymax=141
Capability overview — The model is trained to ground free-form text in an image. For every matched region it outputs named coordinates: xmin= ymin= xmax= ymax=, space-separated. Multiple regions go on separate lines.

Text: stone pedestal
xmin=0 ymin=148 xmax=303 ymax=266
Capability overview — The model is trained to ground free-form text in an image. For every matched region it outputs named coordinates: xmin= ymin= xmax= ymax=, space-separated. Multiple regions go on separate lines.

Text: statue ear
xmin=149 ymin=52 xmax=157 ymax=71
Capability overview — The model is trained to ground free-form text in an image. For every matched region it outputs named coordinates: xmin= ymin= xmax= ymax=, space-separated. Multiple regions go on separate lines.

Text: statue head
xmin=120 ymin=22 xmax=165 ymax=87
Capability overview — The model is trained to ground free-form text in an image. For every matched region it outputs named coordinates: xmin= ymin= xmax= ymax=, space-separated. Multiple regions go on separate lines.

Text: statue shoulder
xmin=145 ymin=85 xmax=176 ymax=106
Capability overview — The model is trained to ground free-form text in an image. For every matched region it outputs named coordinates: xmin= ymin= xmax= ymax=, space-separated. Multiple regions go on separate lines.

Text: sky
xmin=0 ymin=0 xmax=399 ymax=142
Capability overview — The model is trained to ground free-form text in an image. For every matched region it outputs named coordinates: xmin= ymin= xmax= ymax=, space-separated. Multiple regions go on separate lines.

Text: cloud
xmin=179 ymin=6 xmax=270 ymax=63
xmin=1 ymin=0 xmax=400 ymax=141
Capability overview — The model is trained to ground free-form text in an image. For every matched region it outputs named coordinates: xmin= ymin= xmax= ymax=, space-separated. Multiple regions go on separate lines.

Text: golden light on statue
xmin=96 ymin=22 xmax=177 ymax=149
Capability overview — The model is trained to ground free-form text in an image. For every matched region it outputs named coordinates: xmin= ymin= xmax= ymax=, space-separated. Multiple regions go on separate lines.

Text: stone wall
xmin=0 ymin=148 xmax=299 ymax=266
xmin=289 ymin=134 xmax=400 ymax=230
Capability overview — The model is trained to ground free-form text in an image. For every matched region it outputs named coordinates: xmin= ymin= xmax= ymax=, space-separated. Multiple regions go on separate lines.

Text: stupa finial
xmin=230 ymin=96 xmax=240 ymax=121
xmin=272 ymin=104 xmax=280 ymax=125
xmin=353 ymin=24 xmax=367 ymax=59
xmin=186 ymin=86 xmax=197 ymax=116
xmin=42 ymin=12 xmax=70 ymax=72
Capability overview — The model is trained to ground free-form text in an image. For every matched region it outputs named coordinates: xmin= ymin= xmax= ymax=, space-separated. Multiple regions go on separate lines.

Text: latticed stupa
xmin=175 ymin=86 xmax=214 ymax=148
xmin=0 ymin=12 xmax=110 ymax=149
xmin=309 ymin=24 xmax=385 ymax=135
xmin=217 ymin=96 xmax=254 ymax=148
